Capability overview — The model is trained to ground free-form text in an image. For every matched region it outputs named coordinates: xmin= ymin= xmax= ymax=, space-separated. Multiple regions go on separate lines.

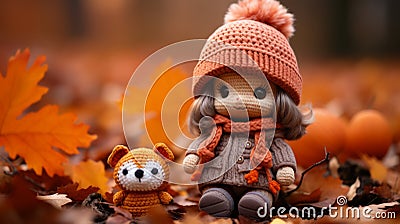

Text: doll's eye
xmin=219 ymin=85 xmax=229 ymax=98
xmin=254 ymin=87 xmax=266 ymax=99
xmin=122 ymin=168 xmax=128 ymax=176
xmin=151 ymin=168 xmax=158 ymax=175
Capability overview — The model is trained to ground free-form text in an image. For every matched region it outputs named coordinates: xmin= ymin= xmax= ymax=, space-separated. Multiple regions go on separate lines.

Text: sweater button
xmin=245 ymin=140 xmax=253 ymax=149
xmin=237 ymin=156 xmax=244 ymax=164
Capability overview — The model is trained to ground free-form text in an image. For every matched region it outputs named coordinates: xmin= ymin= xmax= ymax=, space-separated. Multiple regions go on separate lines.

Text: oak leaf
xmin=65 ymin=159 xmax=109 ymax=195
xmin=20 ymin=170 xmax=72 ymax=192
xmin=0 ymin=49 xmax=97 ymax=176
xmin=57 ymin=183 xmax=100 ymax=202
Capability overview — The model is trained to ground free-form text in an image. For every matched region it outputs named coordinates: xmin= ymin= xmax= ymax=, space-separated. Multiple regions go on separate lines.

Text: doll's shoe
xmin=238 ymin=191 xmax=272 ymax=221
xmin=199 ymin=188 xmax=234 ymax=217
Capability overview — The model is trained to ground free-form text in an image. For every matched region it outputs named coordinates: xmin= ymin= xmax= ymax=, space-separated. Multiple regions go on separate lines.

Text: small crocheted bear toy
xmin=183 ymin=0 xmax=313 ymax=221
xmin=107 ymin=143 xmax=174 ymax=217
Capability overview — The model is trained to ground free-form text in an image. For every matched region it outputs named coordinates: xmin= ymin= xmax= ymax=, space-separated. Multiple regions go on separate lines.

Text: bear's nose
xmin=135 ymin=169 xmax=144 ymax=179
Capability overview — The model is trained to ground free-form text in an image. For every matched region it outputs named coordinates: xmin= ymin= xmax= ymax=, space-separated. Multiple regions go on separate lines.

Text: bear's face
xmin=108 ymin=143 xmax=174 ymax=192
xmin=116 ymin=148 xmax=167 ymax=191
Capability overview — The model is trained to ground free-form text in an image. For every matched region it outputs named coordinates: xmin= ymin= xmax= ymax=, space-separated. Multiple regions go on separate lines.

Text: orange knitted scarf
xmin=192 ymin=114 xmax=281 ymax=194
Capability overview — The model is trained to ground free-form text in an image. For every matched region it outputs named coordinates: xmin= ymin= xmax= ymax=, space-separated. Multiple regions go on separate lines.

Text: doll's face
xmin=213 ymin=73 xmax=275 ymax=121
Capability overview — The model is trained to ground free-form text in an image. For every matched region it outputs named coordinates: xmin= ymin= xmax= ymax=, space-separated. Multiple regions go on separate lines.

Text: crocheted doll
xmin=183 ymin=0 xmax=313 ymax=221
xmin=108 ymin=143 xmax=174 ymax=217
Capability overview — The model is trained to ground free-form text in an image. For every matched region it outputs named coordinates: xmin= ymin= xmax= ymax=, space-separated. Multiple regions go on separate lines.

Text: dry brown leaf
xmin=173 ymin=195 xmax=198 ymax=207
xmin=286 ymin=188 xmax=322 ymax=206
xmin=328 ymin=157 xmax=340 ymax=178
xmin=57 ymin=183 xmax=100 ymax=202
xmin=271 ymin=218 xmax=289 ymax=224
xmin=361 ymin=154 xmax=388 ymax=182
xmin=346 ymin=178 xmax=360 ymax=201
xmin=144 ymin=204 xmax=175 ymax=224
xmin=19 ymin=170 xmax=72 ymax=192
xmin=177 ymin=213 xmax=205 ymax=224
xmin=37 ymin=193 xmax=72 ymax=208
xmin=386 ymin=170 xmax=400 ymax=195
xmin=65 ymin=159 xmax=109 ymax=195
xmin=289 ymin=166 xmax=349 ymax=204
xmin=372 ymin=183 xmax=393 ymax=200
xmin=0 ymin=176 xmax=60 ymax=223
xmin=106 ymin=205 xmax=133 ymax=224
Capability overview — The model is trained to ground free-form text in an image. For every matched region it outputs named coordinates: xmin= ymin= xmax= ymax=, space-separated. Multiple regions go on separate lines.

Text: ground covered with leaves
xmin=0 ymin=50 xmax=400 ymax=223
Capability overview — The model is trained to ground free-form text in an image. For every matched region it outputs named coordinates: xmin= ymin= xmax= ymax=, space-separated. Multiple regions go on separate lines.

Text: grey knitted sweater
xmin=187 ymin=132 xmax=296 ymax=192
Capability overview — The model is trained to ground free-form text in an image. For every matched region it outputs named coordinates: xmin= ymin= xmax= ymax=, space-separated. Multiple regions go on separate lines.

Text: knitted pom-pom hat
xmin=193 ymin=0 xmax=302 ymax=105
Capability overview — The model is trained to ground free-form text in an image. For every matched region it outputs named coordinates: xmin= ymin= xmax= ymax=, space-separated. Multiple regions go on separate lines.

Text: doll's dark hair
xmin=188 ymin=83 xmax=313 ymax=140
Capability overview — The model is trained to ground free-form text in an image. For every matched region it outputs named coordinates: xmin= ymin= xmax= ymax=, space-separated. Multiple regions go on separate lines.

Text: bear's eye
xmin=122 ymin=168 xmax=128 ymax=176
xmin=151 ymin=168 xmax=158 ymax=175
xmin=219 ymin=85 xmax=229 ymax=98
xmin=254 ymin=87 xmax=266 ymax=99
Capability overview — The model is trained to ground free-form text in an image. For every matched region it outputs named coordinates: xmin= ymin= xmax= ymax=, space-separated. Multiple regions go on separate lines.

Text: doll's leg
xmin=238 ymin=190 xmax=273 ymax=221
xmin=198 ymin=187 xmax=234 ymax=217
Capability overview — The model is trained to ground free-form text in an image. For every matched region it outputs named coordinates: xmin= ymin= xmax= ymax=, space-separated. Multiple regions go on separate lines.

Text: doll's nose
xmin=135 ymin=169 xmax=144 ymax=179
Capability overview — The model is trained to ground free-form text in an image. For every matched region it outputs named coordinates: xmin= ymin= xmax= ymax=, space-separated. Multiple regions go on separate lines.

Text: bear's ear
xmin=108 ymin=145 xmax=130 ymax=168
xmin=154 ymin=143 xmax=174 ymax=161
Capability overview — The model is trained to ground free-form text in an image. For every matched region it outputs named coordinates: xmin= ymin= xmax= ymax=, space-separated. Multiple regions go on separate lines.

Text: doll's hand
xmin=183 ymin=154 xmax=200 ymax=174
xmin=276 ymin=167 xmax=295 ymax=186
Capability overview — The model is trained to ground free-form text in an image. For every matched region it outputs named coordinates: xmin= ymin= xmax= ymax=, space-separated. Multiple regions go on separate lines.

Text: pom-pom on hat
xmin=193 ymin=0 xmax=302 ymax=105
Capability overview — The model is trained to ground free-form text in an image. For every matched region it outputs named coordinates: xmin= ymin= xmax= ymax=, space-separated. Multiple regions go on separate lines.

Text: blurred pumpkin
xmin=344 ymin=109 xmax=392 ymax=158
xmin=288 ymin=108 xmax=347 ymax=168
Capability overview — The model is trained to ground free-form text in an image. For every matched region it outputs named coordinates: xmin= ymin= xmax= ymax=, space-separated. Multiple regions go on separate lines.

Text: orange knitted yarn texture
xmin=192 ymin=0 xmax=302 ymax=105
xmin=120 ymin=192 xmax=162 ymax=217
xmin=108 ymin=145 xmax=174 ymax=217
